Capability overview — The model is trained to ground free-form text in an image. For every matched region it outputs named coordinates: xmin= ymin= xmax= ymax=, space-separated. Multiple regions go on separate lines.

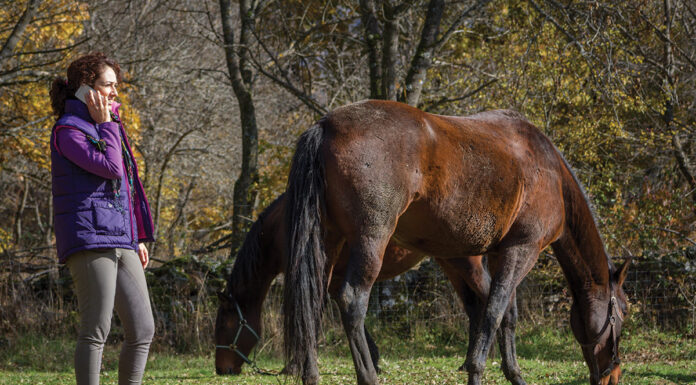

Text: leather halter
xmin=215 ymin=292 xmax=261 ymax=366
xmin=578 ymin=285 xmax=624 ymax=380
xmin=215 ymin=292 xmax=279 ymax=376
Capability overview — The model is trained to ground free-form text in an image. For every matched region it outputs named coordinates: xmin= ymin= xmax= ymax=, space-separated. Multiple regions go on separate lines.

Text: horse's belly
xmin=392 ymin=197 xmax=516 ymax=258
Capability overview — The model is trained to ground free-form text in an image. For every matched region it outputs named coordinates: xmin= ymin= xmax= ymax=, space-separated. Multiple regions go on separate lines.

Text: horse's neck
xmin=550 ymin=172 xmax=610 ymax=302
xmin=229 ymin=233 xmax=282 ymax=304
xmin=228 ymin=194 xmax=286 ymax=306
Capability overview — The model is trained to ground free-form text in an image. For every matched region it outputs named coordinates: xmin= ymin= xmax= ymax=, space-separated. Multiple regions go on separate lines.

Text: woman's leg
xmin=67 ymin=249 xmax=119 ymax=385
xmin=114 ymin=248 xmax=155 ymax=385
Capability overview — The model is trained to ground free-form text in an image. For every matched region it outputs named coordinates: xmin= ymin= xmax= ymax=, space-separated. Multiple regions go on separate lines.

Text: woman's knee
xmin=140 ymin=313 xmax=155 ymax=342
xmin=78 ymin=316 xmax=112 ymax=345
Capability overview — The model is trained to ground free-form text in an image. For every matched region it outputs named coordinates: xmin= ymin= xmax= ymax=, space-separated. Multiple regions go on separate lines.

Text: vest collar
xmin=64 ymin=99 xmax=92 ymax=122
xmin=64 ymin=99 xmax=122 ymax=122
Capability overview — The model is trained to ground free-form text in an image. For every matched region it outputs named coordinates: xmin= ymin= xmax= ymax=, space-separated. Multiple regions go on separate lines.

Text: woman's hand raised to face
xmin=86 ymin=90 xmax=111 ymax=124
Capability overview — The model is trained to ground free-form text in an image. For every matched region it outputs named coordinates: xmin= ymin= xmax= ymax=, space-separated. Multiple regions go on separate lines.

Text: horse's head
xmin=570 ymin=259 xmax=630 ymax=385
xmin=214 ymin=291 xmax=262 ymax=375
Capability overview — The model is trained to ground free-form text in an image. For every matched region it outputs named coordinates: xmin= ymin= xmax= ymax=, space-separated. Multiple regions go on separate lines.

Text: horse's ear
xmin=615 ymin=258 xmax=632 ymax=287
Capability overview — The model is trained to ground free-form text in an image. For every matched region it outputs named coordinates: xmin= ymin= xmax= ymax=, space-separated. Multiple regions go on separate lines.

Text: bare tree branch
xmin=434 ymin=0 xmax=490 ymax=51
xmin=0 ymin=0 xmax=40 ymax=68
xmin=420 ymin=78 xmax=498 ymax=111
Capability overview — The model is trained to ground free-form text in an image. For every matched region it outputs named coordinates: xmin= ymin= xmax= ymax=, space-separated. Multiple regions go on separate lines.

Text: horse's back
xmin=322 ymin=100 xmax=565 ymax=257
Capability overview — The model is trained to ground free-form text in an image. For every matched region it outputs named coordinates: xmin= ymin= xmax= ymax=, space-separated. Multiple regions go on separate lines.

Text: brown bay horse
xmin=215 ymin=193 xmax=527 ymax=383
xmin=282 ymin=100 xmax=630 ymax=385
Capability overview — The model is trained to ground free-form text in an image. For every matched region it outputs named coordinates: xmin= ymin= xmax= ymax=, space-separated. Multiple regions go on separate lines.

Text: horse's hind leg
xmin=335 ymin=236 xmax=388 ymax=385
xmin=329 ymin=284 xmax=381 ymax=375
xmin=336 ymin=235 xmax=389 ymax=385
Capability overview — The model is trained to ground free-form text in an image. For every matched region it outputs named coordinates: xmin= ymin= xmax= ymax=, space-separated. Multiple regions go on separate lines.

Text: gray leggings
xmin=67 ymin=248 xmax=155 ymax=385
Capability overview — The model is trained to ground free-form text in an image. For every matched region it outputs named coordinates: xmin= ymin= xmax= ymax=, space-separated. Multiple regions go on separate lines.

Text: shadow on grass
xmin=634 ymin=370 xmax=696 ymax=384
xmin=148 ymin=374 xmax=213 ymax=380
xmin=555 ymin=380 xmax=586 ymax=385
xmin=513 ymin=326 xmax=583 ymax=362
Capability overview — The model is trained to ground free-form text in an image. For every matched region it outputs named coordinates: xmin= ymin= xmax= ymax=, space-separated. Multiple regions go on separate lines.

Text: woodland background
xmin=1 ymin=0 xmax=695 ymax=351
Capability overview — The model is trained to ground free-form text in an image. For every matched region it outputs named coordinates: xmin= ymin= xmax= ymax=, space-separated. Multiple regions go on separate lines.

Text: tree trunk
xmin=401 ymin=0 xmax=445 ymax=106
xmin=663 ymin=0 xmax=696 ymax=207
xmin=220 ymin=0 xmax=260 ymax=255
xmin=359 ymin=0 xmax=383 ymax=100
xmin=381 ymin=4 xmax=400 ymax=101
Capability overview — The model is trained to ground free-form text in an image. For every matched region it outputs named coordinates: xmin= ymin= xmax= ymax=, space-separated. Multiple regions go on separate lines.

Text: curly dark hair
xmin=49 ymin=52 xmax=122 ymax=116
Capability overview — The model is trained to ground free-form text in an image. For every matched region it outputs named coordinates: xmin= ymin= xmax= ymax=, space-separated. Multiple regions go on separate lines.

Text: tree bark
xmin=381 ymin=4 xmax=400 ymax=101
xmin=663 ymin=0 xmax=695 ymax=206
xmin=401 ymin=0 xmax=445 ymax=106
xmin=359 ymin=0 xmax=383 ymax=99
xmin=220 ymin=0 xmax=260 ymax=255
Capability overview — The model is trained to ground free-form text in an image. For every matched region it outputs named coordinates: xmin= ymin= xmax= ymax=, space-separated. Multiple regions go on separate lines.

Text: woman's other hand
xmin=138 ymin=243 xmax=149 ymax=269
xmin=87 ymin=90 xmax=111 ymax=124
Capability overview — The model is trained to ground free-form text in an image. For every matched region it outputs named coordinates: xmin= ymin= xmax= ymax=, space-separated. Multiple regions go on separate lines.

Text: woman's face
xmin=93 ymin=66 xmax=118 ymax=107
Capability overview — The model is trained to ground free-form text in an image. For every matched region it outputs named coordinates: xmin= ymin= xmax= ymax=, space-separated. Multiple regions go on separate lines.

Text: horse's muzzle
xmin=599 ymin=366 xmax=621 ymax=385
xmin=216 ymin=367 xmax=241 ymax=375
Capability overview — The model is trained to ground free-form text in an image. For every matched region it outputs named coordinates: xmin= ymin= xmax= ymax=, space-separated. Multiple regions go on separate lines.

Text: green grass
xmin=2 ymin=325 xmax=695 ymax=384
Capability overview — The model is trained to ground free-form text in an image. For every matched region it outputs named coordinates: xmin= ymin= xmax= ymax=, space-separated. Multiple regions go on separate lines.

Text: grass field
xmin=2 ymin=325 xmax=695 ymax=384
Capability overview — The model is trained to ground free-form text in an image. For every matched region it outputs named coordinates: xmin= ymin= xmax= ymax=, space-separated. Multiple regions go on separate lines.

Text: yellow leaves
xmin=0 ymin=227 xmax=12 ymax=253
xmin=0 ymin=0 xmax=90 ymax=172
xmin=2 ymin=1 xmax=88 ymax=54
xmin=118 ymin=92 xmax=143 ymax=147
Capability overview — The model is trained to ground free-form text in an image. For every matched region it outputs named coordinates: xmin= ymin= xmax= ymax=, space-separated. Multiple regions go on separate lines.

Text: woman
xmin=49 ymin=52 xmax=155 ymax=385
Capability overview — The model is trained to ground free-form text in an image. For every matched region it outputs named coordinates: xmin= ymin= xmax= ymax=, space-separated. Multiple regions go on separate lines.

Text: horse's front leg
xmin=336 ymin=239 xmax=385 ymax=385
xmin=364 ymin=325 xmax=381 ymax=374
xmin=497 ymin=292 xmax=526 ymax=385
xmin=466 ymin=245 xmax=536 ymax=385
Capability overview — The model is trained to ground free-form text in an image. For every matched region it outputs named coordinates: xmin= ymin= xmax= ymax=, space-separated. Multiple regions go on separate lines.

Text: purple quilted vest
xmin=51 ymin=99 xmax=155 ymax=262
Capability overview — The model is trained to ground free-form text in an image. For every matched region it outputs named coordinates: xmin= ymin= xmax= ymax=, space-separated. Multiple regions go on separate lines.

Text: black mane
xmin=226 ymin=195 xmax=284 ymax=296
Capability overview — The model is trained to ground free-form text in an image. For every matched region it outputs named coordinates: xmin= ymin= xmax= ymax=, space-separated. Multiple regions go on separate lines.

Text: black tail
xmin=283 ymin=122 xmax=327 ymax=375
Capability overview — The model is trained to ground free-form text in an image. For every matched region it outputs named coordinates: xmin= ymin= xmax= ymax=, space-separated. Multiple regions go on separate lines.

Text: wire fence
xmin=1 ymin=247 xmax=694 ymax=355
xmin=356 ymin=252 xmax=696 ymax=335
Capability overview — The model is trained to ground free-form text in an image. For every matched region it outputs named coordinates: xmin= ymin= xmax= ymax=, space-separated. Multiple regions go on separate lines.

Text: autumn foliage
xmin=1 ymin=0 xmax=695 ymax=337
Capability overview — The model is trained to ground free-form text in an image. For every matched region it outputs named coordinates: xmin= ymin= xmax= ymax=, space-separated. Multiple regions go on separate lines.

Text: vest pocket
xmin=92 ymin=201 xmax=126 ymax=235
